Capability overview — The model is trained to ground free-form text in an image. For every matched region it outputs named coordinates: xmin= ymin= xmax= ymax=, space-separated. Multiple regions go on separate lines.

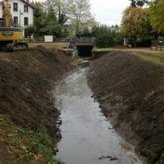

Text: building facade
xmin=0 ymin=0 xmax=34 ymax=28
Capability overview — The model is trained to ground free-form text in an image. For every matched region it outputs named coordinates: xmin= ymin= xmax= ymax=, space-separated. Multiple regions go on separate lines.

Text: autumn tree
xmin=150 ymin=0 xmax=164 ymax=35
xmin=121 ymin=7 xmax=151 ymax=38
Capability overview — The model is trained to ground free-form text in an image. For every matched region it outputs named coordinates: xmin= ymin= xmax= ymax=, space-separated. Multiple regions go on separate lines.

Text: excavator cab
xmin=0 ymin=0 xmax=28 ymax=51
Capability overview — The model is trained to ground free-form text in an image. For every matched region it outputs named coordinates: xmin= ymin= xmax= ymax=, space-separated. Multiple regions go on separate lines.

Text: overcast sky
xmin=90 ymin=0 xmax=130 ymax=25
xmin=38 ymin=0 xmax=130 ymax=25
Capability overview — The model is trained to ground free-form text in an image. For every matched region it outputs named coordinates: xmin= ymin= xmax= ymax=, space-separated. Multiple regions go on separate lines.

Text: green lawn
xmin=134 ymin=52 xmax=164 ymax=67
xmin=28 ymin=42 xmax=69 ymax=49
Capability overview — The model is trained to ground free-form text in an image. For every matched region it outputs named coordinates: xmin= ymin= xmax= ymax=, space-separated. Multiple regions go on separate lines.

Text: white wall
xmin=0 ymin=2 xmax=3 ymax=18
xmin=0 ymin=0 xmax=34 ymax=28
xmin=10 ymin=0 xmax=33 ymax=28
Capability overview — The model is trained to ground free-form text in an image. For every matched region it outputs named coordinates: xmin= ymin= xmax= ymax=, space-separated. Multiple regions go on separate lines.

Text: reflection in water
xmin=55 ymin=68 xmax=142 ymax=164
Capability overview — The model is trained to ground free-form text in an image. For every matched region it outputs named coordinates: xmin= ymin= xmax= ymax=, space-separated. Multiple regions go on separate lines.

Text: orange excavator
xmin=0 ymin=0 xmax=28 ymax=51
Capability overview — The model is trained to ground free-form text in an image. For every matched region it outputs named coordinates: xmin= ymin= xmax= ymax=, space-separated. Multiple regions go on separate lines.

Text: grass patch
xmin=0 ymin=114 xmax=63 ymax=164
xmin=28 ymin=42 xmax=69 ymax=49
xmin=134 ymin=52 xmax=164 ymax=67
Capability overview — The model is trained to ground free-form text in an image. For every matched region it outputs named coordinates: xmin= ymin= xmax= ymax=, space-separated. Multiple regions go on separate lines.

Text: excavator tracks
xmin=7 ymin=42 xmax=28 ymax=52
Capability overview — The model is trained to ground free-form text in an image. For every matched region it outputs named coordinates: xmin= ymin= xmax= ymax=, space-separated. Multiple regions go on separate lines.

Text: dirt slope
xmin=88 ymin=51 xmax=164 ymax=164
xmin=0 ymin=47 xmax=73 ymax=163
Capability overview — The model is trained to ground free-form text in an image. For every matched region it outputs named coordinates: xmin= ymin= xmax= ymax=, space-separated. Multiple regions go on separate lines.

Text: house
xmin=0 ymin=0 xmax=34 ymax=28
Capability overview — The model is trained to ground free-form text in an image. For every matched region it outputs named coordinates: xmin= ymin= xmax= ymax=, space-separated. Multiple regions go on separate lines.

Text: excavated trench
xmin=54 ymin=67 xmax=143 ymax=164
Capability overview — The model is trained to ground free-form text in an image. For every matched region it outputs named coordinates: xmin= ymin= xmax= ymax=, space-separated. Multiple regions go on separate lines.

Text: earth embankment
xmin=88 ymin=51 xmax=164 ymax=164
xmin=0 ymin=47 xmax=73 ymax=163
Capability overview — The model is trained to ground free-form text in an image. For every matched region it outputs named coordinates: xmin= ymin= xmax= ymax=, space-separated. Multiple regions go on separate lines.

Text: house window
xmin=24 ymin=17 xmax=29 ymax=26
xmin=13 ymin=3 xmax=18 ymax=11
xmin=24 ymin=5 xmax=28 ymax=12
xmin=13 ymin=16 xmax=18 ymax=26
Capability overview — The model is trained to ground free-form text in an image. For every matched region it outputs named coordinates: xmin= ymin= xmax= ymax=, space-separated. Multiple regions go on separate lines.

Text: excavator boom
xmin=3 ymin=0 xmax=11 ymax=27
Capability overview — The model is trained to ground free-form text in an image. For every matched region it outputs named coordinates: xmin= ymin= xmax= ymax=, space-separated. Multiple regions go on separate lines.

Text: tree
xmin=33 ymin=2 xmax=46 ymax=39
xmin=41 ymin=7 xmax=62 ymax=37
xmin=68 ymin=0 xmax=95 ymax=35
xmin=25 ymin=26 xmax=35 ymax=38
xmin=129 ymin=0 xmax=137 ymax=7
xmin=43 ymin=0 xmax=71 ymax=25
xmin=121 ymin=7 xmax=151 ymax=38
xmin=92 ymin=25 xmax=122 ymax=48
xmin=150 ymin=0 xmax=164 ymax=34
xmin=41 ymin=0 xmax=95 ymax=36
xmin=121 ymin=7 xmax=152 ymax=47
xmin=30 ymin=2 xmax=63 ymax=40
xmin=129 ymin=0 xmax=151 ymax=7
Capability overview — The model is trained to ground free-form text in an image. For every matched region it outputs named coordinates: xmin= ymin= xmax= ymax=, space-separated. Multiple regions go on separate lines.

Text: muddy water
xmin=55 ymin=68 xmax=142 ymax=164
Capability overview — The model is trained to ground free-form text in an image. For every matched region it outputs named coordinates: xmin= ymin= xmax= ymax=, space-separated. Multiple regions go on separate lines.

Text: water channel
xmin=55 ymin=68 xmax=143 ymax=164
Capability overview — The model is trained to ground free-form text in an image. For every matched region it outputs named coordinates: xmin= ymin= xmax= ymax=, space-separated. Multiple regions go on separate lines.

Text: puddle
xmin=54 ymin=68 xmax=143 ymax=164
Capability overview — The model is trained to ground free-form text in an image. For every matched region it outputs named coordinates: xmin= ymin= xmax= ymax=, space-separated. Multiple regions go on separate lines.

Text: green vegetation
xmin=150 ymin=0 xmax=164 ymax=34
xmin=25 ymin=0 xmax=95 ymax=40
xmin=92 ymin=25 xmax=122 ymax=48
xmin=135 ymin=52 xmax=164 ymax=67
xmin=121 ymin=0 xmax=164 ymax=47
xmin=0 ymin=114 xmax=62 ymax=164
xmin=155 ymin=153 xmax=164 ymax=164
xmin=25 ymin=0 xmax=163 ymax=48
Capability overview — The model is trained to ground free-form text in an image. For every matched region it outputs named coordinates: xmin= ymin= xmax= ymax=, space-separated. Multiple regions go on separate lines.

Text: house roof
xmin=0 ymin=0 xmax=35 ymax=9
xmin=20 ymin=0 xmax=35 ymax=9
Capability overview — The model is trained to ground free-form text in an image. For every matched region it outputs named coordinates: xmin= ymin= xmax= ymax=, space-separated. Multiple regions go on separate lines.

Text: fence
xmin=151 ymin=40 xmax=164 ymax=51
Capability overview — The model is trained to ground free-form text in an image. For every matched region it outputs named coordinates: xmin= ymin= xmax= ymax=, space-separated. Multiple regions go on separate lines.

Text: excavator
xmin=0 ymin=0 xmax=28 ymax=51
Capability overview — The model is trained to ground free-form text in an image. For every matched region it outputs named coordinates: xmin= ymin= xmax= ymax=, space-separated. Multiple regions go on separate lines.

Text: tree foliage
xmin=121 ymin=7 xmax=151 ymax=38
xmin=33 ymin=2 xmax=46 ymax=39
xmin=25 ymin=26 xmax=35 ymax=38
xmin=92 ymin=25 xmax=122 ymax=48
xmin=129 ymin=0 xmax=151 ymax=7
xmin=43 ymin=0 xmax=95 ymax=35
xmin=68 ymin=0 xmax=95 ymax=34
xmin=150 ymin=0 xmax=164 ymax=34
xmin=25 ymin=0 xmax=95 ymax=40
xmin=43 ymin=0 xmax=70 ymax=25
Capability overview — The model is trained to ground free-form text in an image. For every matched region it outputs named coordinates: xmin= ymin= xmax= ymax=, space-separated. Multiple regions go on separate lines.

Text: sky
xmin=90 ymin=0 xmax=130 ymax=25
xmin=37 ymin=0 xmax=130 ymax=25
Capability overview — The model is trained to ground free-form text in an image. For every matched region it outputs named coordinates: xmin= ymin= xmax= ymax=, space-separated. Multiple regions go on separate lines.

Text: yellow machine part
xmin=0 ymin=27 xmax=23 ymax=41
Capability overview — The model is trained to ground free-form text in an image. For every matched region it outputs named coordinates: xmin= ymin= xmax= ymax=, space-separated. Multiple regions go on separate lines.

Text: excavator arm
xmin=3 ymin=0 xmax=12 ymax=27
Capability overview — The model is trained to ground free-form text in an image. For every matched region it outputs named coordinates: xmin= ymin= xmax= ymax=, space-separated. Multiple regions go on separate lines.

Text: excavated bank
xmin=88 ymin=51 xmax=164 ymax=164
xmin=0 ymin=47 xmax=73 ymax=163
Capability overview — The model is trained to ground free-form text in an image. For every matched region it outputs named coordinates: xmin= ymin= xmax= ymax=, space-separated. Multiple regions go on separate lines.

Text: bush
xmin=92 ymin=25 xmax=123 ymax=48
xmin=25 ymin=26 xmax=35 ymax=38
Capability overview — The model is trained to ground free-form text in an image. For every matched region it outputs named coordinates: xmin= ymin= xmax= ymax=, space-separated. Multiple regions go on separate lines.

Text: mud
xmin=88 ymin=51 xmax=164 ymax=164
xmin=0 ymin=47 xmax=73 ymax=159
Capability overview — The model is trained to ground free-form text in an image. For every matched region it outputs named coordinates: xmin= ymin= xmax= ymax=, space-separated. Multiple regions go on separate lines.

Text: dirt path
xmin=88 ymin=51 xmax=164 ymax=164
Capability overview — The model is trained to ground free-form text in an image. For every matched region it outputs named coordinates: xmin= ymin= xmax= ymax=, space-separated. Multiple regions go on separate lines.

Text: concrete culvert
xmin=77 ymin=44 xmax=94 ymax=58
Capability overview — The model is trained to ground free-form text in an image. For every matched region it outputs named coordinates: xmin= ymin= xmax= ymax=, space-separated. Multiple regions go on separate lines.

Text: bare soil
xmin=88 ymin=51 xmax=164 ymax=164
xmin=0 ymin=47 xmax=73 ymax=162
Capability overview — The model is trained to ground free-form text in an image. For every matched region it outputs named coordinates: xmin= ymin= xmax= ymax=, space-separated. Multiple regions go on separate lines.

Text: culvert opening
xmin=77 ymin=44 xmax=93 ymax=58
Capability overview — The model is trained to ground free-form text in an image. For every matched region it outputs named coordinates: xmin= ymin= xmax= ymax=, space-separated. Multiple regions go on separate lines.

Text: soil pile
xmin=0 ymin=47 xmax=73 ymax=162
xmin=88 ymin=51 xmax=164 ymax=164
